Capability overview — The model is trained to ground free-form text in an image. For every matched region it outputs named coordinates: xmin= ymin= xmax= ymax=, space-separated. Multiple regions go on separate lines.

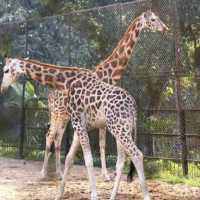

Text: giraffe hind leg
xmin=107 ymin=119 xmax=151 ymax=200
xmin=110 ymin=141 xmax=126 ymax=200
xmin=54 ymin=117 xmax=69 ymax=179
xmin=99 ymin=127 xmax=111 ymax=181
xmin=55 ymin=133 xmax=80 ymax=200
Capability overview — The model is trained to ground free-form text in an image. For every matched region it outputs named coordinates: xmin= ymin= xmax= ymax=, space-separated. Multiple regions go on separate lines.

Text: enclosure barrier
xmin=0 ymin=0 xmax=200 ymax=178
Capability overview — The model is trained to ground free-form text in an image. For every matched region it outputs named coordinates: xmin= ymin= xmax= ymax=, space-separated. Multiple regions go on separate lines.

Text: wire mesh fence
xmin=0 ymin=0 xmax=200 ymax=177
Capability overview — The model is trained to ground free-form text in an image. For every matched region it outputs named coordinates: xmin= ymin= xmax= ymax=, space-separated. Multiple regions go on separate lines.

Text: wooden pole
xmin=18 ymin=21 xmax=28 ymax=159
xmin=173 ymin=0 xmax=188 ymax=176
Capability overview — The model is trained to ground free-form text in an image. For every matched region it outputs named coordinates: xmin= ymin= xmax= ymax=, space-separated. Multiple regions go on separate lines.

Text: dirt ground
xmin=0 ymin=157 xmax=200 ymax=200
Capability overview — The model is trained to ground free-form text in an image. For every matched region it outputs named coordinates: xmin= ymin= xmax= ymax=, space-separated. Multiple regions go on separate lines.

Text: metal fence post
xmin=173 ymin=0 xmax=188 ymax=176
xmin=18 ymin=21 xmax=28 ymax=158
xmin=64 ymin=16 xmax=72 ymax=155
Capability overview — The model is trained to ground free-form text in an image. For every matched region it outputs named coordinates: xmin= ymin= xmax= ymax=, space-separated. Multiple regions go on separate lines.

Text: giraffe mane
xmin=17 ymin=57 xmax=90 ymax=73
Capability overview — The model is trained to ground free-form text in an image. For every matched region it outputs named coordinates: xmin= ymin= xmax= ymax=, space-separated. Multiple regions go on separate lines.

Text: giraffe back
xmin=67 ymin=74 xmax=137 ymax=132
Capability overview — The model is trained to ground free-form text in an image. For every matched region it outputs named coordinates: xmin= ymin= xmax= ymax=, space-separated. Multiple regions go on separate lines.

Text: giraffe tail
xmin=50 ymin=141 xmax=55 ymax=154
xmin=127 ymin=112 xmax=137 ymax=183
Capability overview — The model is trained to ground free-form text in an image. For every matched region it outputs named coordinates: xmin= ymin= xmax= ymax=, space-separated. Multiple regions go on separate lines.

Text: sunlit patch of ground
xmin=0 ymin=157 xmax=200 ymax=200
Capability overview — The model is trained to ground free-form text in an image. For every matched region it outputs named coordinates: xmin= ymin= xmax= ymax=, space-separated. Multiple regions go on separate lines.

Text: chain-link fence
xmin=0 ymin=0 xmax=200 ymax=177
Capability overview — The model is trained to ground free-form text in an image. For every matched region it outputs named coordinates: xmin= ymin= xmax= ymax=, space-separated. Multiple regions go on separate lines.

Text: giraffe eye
xmin=4 ymin=69 xmax=9 ymax=73
xmin=151 ymin=18 xmax=156 ymax=22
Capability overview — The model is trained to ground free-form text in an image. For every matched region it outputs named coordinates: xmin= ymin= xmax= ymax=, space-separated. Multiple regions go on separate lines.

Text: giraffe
xmin=43 ymin=10 xmax=168 ymax=180
xmin=1 ymin=58 xmax=151 ymax=200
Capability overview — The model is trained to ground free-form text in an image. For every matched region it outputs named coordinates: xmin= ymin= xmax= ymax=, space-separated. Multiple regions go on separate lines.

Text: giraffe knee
xmin=55 ymin=145 xmax=61 ymax=152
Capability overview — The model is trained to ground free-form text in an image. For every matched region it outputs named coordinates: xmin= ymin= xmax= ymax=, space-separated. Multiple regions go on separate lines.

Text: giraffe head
xmin=141 ymin=10 xmax=168 ymax=32
xmin=1 ymin=58 xmax=25 ymax=93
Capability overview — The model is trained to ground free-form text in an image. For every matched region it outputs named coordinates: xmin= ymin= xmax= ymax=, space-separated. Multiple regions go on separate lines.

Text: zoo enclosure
xmin=0 ymin=0 xmax=200 ymax=177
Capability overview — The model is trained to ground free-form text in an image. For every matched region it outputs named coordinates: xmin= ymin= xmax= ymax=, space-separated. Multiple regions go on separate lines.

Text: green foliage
xmin=25 ymin=149 xmax=45 ymax=160
xmin=0 ymin=144 xmax=18 ymax=158
xmin=124 ymin=159 xmax=200 ymax=187
xmin=4 ymin=81 xmax=46 ymax=109
xmin=145 ymin=159 xmax=200 ymax=187
xmin=139 ymin=112 xmax=176 ymax=134
xmin=0 ymin=35 xmax=12 ymax=56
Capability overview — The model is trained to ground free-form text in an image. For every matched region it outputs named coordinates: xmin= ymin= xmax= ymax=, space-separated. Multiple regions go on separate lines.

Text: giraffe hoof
xmin=127 ymin=175 xmax=133 ymax=183
xmin=103 ymin=174 xmax=111 ymax=182
xmin=109 ymin=172 xmax=116 ymax=181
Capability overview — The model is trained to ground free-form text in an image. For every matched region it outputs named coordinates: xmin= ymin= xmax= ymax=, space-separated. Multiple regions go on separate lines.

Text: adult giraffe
xmin=42 ymin=10 xmax=168 ymax=180
xmin=1 ymin=57 xmax=150 ymax=200
xmin=1 ymin=11 xmax=168 ymax=200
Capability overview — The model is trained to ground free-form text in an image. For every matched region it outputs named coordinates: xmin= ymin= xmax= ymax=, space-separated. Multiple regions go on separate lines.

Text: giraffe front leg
xmin=99 ymin=127 xmax=110 ymax=181
xmin=130 ymin=147 xmax=150 ymax=200
xmin=55 ymin=132 xmax=80 ymax=200
xmin=40 ymin=128 xmax=54 ymax=179
xmin=72 ymin=115 xmax=98 ymax=200
xmin=110 ymin=141 xmax=126 ymax=200
xmin=107 ymin=116 xmax=151 ymax=200
xmin=55 ymin=118 xmax=69 ymax=180
xmin=80 ymin=133 xmax=98 ymax=200
xmin=54 ymin=133 xmax=64 ymax=180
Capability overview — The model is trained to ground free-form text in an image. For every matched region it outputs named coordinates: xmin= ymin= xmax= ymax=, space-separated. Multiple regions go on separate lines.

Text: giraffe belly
xmin=86 ymin=110 xmax=106 ymax=129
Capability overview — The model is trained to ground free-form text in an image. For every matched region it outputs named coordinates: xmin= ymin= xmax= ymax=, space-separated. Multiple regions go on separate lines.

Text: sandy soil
xmin=0 ymin=157 xmax=200 ymax=200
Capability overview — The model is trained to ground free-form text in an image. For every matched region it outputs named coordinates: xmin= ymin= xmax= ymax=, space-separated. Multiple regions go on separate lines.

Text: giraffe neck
xmin=18 ymin=58 xmax=89 ymax=90
xmin=95 ymin=15 xmax=144 ymax=84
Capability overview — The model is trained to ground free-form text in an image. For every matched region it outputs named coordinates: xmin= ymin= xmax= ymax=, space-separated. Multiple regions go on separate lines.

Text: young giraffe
xmin=1 ymin=58 xmax=150 ymax=200
xmin=43 ymin=10 xmax=168 ymax=180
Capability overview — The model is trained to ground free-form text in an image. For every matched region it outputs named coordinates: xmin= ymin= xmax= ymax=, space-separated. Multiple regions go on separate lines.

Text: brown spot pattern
xmin=111 ymin=60 xmax=117 ymax=68
xmin=108 ymin=68 xmax=112 ymax=75
xmin=104 ymin=63 xmax=109 ymax=68
xmin=35 ymin=73 xmax=42 ymax=81
xmin=132 ymin=24 xmax=136 ymax=31
xmin=33 ymin=65 xmax=41 ymax=71
xmin=119 ymin=57 xmax=128 ymax=66
xmin=128 ymin=40 xmax=135 ymax=49
xmin=124 ymin=33 xmax=130 ymax=43
xmin=55 ymin=84 xmax=65 ymax=90
xmin=26 ymin=63 xmax=31 ymax=68
xmin=49 ymin=68 xmax=57 ymax=74
xmin=113 ymin=69 xmax=123 ymax=77
xmin=56 ymin=73 xmax=65 ymax=82
xmin=135 ymin=29 xmax=140 ymax=37
xmin=96 ymin=71 xmax=103 ymax=79
xmin=127 ymin=49 xmax=132 ymax=55
xmin=119 ymin=46 xmax=125 ymax=54
xmin=45 ymin=75 xmax=53 ymax=82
